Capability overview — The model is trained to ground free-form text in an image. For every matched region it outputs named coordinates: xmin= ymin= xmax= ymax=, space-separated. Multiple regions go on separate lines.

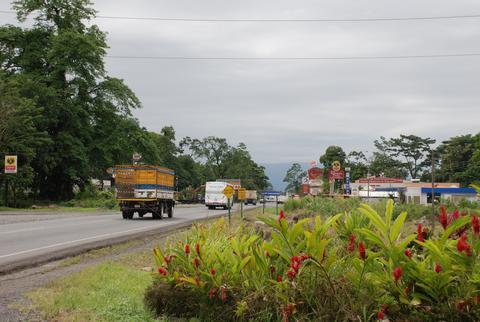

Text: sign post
xmin=237 ymin=188 xmax=246 ymax=218
xmin=261 ymin=191 xmax=281 ymax=215
xmin=223 ymin=186 xmax=235 ymax=224
xmin=4 ymin=155 xmax=18 ymax=207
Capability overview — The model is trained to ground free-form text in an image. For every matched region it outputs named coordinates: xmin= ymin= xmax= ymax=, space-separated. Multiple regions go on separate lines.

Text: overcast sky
xmin=2 ymin=0 xmax=480 ymax=165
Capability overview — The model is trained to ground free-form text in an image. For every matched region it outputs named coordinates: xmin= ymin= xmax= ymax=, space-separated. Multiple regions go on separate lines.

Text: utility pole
xmin=431 ymin=149 xmax=435 ymax=233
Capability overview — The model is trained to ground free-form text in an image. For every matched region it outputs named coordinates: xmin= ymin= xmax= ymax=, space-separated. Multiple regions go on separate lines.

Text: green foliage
xmin=147 ymin=201 xmax=480 ymax=321
xmin=28 ymin=261 xmax=155 ymax=322
xmin=282 ymin=163 xmax=306 ymax=193
xmin=61 ymin=184 xmax=117 ymax=209
xmin=375 ymin=134 xmax=436 ymax=179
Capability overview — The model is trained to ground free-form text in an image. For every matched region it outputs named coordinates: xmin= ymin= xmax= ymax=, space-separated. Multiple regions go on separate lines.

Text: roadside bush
xmin=146 ymin=201 xmax=480 ymax=321
xmin=61 ymin=184 xmax=117 ymax=209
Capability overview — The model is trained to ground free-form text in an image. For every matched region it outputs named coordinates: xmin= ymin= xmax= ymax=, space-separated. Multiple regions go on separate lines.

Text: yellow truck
xmin=114 ymin=165 xmax=175 ymax=219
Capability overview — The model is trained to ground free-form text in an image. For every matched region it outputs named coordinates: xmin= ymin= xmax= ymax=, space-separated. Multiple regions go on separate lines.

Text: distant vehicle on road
xmin=114 ymin=165 xmax=175 ymax=219
xmin=205 ymin=181 xmax=233 ymax=210
xmin=244 ymin=190 xmax=257 ymax=205
xmin=277 ymin=195 xmax=288 ymax=204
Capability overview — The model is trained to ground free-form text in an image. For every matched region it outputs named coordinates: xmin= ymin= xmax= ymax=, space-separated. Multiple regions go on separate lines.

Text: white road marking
xmin=0 ymin=221 xmax=184 ymax=259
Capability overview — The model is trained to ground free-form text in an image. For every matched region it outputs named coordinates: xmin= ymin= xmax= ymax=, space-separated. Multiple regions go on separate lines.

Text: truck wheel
xmin=127 ymin=211 xmax=134 ymax=219
xmin=167 ymin=205 xmax=173 ymax=218
xmin=152 ymin=209 xmax=162 ymax=220
xmin=122 ymin=210 xmax=128 ymax=219
xmin=138 ymin=211 xmax=145 ymax=218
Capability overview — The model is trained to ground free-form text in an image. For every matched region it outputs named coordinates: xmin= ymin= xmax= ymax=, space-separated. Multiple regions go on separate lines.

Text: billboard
xmin=217 ymin=179 xmax=241 ymax=190
xmin=308 ymin=167 xmax=323 ymax=180
xmin=4 ymin=155 xmax=17 ymax=174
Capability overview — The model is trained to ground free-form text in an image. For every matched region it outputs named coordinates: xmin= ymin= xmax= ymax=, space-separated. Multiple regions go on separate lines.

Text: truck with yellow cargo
xmin=114 ymin=165 xmax=175 ymax=219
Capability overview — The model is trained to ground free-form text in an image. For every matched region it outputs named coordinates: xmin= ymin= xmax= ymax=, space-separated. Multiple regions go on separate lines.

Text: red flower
xmin=184 ymin=244 xmax=190 ymax=254
xmin=358 ymin=241 xmax=366 ymax=260
xmin=279 ymin=210 xmax=286 ymax=221
xmin=472 ymin=214 xmax=480 ymax=238
xmin=193 ymin=257 xmax=200 ymax=268
xmin=404 ymin=248 xmax=412 ymax=259
xmin=377 ymin=310 xmax=385 ymax=320
xmin=439 ymin=206 xmax=449 ymax=229
xmin=220 ymin=286 xmax=227 ymax=302
xmin=210 ymin=268 xmax=216 ymax=276
xmin=452 ymin=210 xmax=460 ymax=220
xmin=282 ymin=303 xmax=295 ymax=322
xmin=457 ymin=234 xmax=472 ymax=256
xmin=435 ymin=263 xmax=442 ymax=273
xmin=347 ymin=234 xmax=356 ymax=253
xmin=208 ymin=288 xmax=217 ymax=299
xmin=158 ymin=267 xmax=168 ymax=275
xmin=287 ymin=268 xmax=297 ymax=279
xmin=290 ymin=261 xmax=300 ymax=273
xmin=195 ymin=243 xmax=201 ymax=256
xmin=277 ymin=275 xmax=283 ymax=282
xmin=163 ymin=254 xmax=175 ymax=265
xmin=393 ymin=267 xmax=402 ymax=283
xmin=417 ymin=224 xmax=425 ymax=242
xmin=299 ymin=254 xmax=310 ymax=262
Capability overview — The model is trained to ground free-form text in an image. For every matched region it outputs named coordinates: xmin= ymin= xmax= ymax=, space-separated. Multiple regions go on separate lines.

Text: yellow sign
xmin=332 ymin=160 xmax=341 ymax=172
xmin=237 ymin=188 xmax=246 ymax=200
xmin=4 ymin=155 xmax=17 ymax=174
xmin=223 ymin=185 xmax=234 ymax=199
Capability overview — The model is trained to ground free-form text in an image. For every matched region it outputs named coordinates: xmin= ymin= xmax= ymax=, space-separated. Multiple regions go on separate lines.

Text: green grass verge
xmin=27 ymin=261 xmax=156 ymax=322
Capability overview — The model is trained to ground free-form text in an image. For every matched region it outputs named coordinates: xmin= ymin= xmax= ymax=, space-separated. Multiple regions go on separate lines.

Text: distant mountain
xmin=261 ymin=162 xmax=307 ymax=192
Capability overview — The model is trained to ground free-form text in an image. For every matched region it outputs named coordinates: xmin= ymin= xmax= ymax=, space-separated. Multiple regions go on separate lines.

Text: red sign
xmin=328 ymin=169 xmax=344 ymax=181
xmin=308 ymin=167 xmax=323 ymax=180
xmin=301 ymin=183 xmax=310 ymax=194
xmin=358 ymin=177 xmax=403 ymax=184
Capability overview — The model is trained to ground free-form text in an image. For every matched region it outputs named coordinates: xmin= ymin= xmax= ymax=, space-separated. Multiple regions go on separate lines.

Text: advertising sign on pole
xmin=4 ymin=155 xmax=17 ymax=174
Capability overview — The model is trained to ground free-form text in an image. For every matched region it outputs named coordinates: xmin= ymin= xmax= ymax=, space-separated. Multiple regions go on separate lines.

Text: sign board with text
xmin=237 ymin=188 xmax=246 ymax=200
xmin=223 ymin=185 xmax=235 ymax=199
xmin=4 ymin=155 xmax=17 ymax=174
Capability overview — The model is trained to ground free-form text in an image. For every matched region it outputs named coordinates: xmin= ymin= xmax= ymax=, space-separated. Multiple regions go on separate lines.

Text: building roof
xmin=420 ymin=188 xmax=477 ymax=194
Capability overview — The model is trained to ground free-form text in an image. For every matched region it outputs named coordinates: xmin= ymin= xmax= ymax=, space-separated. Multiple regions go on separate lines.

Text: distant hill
xmin=261 ymin=162 xmax=307 ymax=192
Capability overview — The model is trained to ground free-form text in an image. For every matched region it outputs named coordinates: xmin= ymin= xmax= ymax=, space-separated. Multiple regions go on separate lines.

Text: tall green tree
xmin=1 ymin=0 xmax=142 ymax=199
xmin=283 ymin=163 xmax=306 ymax=193
xmin=369 ymin=152 xmax=408 ymax=179
xmin=434 ymin=134 xmax=480 ymax=186
xmin=0 ymin=72 xmax=48 ymax=205
xmin=345 ymin=151 xmax=368 ymax=181
xmin=375 ymin=135 xmax=435 ymax=179
xmin=319 ymin=146 xmax=347 ymax=170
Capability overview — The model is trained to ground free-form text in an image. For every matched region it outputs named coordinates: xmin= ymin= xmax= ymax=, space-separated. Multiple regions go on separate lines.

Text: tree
xmin=180 ymin=136 xmax=232 ymax=180
xmin=369 ymin=152 xmax=408 ymax=179
xmin=374 ymin=135 xmax=435 ymax=179
xmin=345 ymin=151 xmax=368 ymax=181
xmin=319 ymin=146 xmax=347 ymax=170
xmin=0 ymin=72 xmax=48 ymax=205
xmin=433 ymin=134 xmax=480 ymax=186
xmin=1 ymin=0 xmax=142 ymax=199
xmin=283 ymin=163 xmax=306 ymax=193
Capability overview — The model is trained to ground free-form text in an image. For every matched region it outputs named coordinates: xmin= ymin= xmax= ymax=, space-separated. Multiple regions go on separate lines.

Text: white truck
xmin=205 ymin=181 xmax=233 ymax=210
xmin=244 ymin=190 xmax=257 ymax=205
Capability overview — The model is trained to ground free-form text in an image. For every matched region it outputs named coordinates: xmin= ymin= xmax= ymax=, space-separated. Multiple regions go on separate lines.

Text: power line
xmin=106 ymin=53 xmax=480 ymax=61
xmin=2 ymin=10 xmax=480 ymax=22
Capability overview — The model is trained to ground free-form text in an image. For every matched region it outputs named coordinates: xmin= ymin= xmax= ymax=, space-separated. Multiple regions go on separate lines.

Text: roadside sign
xmin=261 ymin=190 xmax=281 ymax=196
xmin=332 ymin=160 xmax=341 ymax=172
xmin=132 ymin=153 xmax=142 ymax=162
xmin=223 ymin=186 xmax=234 ymax=199
xmin=237 ymin=188 xmax=246 ymax=200
xmin=4 ymin=155 xmax=17 ymax=174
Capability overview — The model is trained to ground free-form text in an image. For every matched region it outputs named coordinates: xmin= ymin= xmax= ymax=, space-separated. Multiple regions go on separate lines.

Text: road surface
xmin=0 ymin=204 xmax=256 ymax=273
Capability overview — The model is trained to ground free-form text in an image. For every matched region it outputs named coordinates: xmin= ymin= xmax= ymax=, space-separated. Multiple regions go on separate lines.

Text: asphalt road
xmin=0 ymin=204 xmax=256 ymax=273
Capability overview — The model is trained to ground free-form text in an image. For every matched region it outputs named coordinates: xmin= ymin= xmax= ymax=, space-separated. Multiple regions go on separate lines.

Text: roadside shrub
xmin=61 ymin=184 xmax=117 ymax=209
xmin=146 ymin=201 xmax=480 ymax=321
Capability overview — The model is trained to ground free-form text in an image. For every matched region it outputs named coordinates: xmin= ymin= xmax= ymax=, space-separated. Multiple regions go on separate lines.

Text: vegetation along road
xmin=0 ymin=204 xmax=258 ymax=274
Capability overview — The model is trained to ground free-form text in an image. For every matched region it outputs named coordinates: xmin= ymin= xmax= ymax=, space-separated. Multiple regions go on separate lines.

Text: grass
xmin=27 ymin=262 xmax=156 ymax=322
xmin=23 ymin=206 xmax=266 ymax=321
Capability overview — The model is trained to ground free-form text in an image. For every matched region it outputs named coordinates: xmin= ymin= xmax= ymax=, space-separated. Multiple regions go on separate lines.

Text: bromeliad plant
xmin=147 ymin=201 xmax=480 ymax=321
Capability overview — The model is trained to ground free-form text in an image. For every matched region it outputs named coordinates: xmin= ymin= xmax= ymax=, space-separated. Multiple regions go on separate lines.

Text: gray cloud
xmin=2 ymin=0 xmax=480 ymax=164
